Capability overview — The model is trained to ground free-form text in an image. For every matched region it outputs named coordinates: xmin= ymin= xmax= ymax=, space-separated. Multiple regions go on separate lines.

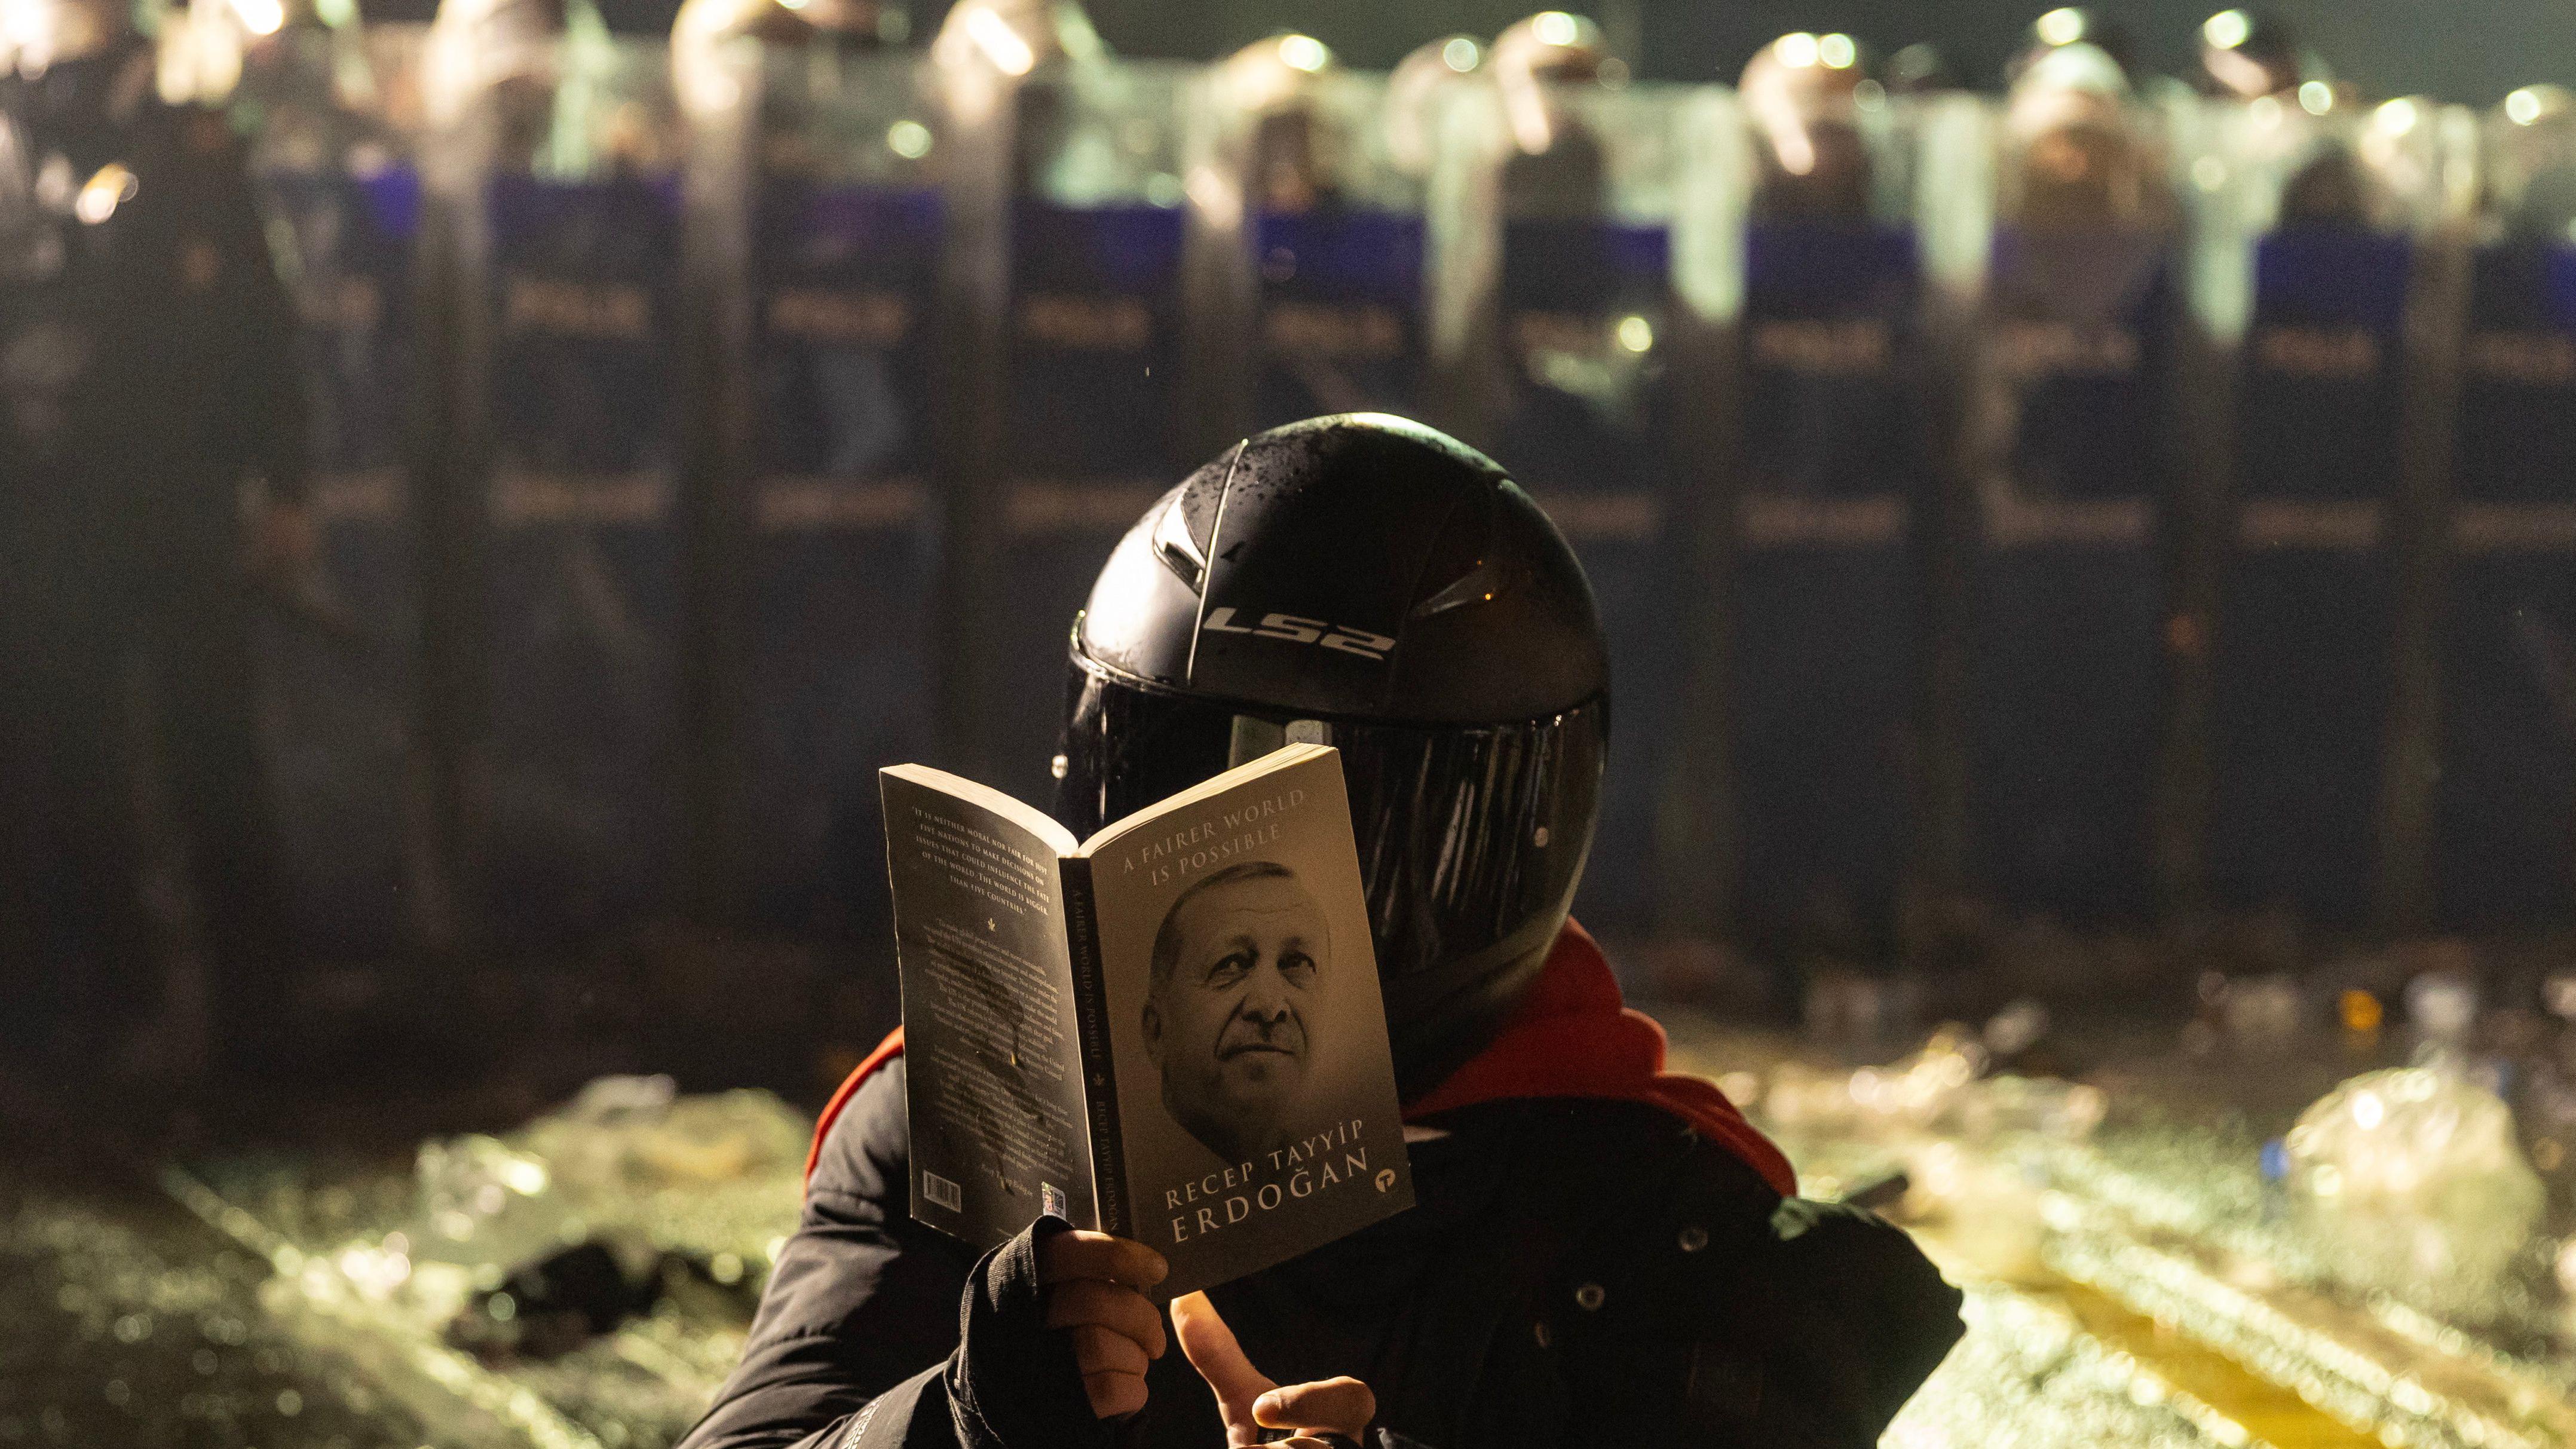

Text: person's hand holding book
xmin=1038 ymin=1230 xmax=1169 ymax=1418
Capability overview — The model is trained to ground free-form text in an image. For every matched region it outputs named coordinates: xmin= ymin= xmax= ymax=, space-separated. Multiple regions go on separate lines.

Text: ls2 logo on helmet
xmin=1202 ymin=608 xmax=1396 ymax=661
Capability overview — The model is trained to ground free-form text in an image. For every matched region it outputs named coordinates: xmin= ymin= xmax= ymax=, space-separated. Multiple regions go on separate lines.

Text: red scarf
xmin=806 ymin=920 xmax=1796 ymax=1198
xmin=1398 ymin=920 xmax=1795 ymax=1194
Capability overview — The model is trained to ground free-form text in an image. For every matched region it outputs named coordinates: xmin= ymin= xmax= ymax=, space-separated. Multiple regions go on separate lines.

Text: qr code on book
xmin=921 ymin=1172 xmax=962 ymax=1211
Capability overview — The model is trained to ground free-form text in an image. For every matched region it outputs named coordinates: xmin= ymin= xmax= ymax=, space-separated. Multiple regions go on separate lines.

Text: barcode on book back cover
xmin=922 ymin=1172 xmax=962 ymax=1212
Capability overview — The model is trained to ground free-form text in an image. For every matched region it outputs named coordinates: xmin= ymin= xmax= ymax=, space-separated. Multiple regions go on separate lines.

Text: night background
xmin=1 ymin=0 xmax=2573 ymax=1443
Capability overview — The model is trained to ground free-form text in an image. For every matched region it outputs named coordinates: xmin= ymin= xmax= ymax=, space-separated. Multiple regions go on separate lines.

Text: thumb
xmin=1171 ymin=1290 xmax=1277 ymax=1446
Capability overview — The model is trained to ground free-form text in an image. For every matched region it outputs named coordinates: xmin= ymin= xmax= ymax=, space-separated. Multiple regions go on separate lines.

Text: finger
xmin=1255 ymin=1378 xmax=1375 ymax=1438
xmin=1038 ymin=1231 xmax=1171 ymax=1290
xmin=1172 ymin=1290 xmax=1277 ymax=1442
xmin=1044 ymin=1279 xmax=1168 ymax=1358
xmin=1081 ymin=1369 xmax=1148 ymax=1420
xmin=1068 ymin=1322 xmax=1150 ymax=1379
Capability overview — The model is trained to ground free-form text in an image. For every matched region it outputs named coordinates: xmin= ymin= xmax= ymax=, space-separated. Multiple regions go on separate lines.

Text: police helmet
xmin=2196 ymin=8 xmax=2309 ymax=100
xmin=1491 ymin=10 xmax=1607 ymax=90
xmin=1740 ymin=31 xmax=1875 ymax=221
xmin=2006 ymin=8 xmax=2139 ymax=87
xmin=0 ymin=0 xmax=133 ymax=75
xmin=1386 ymin=33 xmax=1479 ymax=178
xmin=2496 ymin=85 xmax=2576 ymax=242
xmin=1218 ymin=34 xmax=1341 ymax=213
xmin=1056 ymin=415 xmax=1609 ymax=1096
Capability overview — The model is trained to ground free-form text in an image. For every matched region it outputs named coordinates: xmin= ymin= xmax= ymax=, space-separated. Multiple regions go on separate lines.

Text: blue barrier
xmin=1968 ymin=229 xmax=2175 ymax=923
xmin=2434 ymin=239 xmax=2576 ymax=927
xmin=2206 ymin=226 xmax=2412 ymax=924
xmin=1729 ymin=220 xmax=1922 ymax=951
xmin=1492 ymin=215 xmax=1671 ymax=935
xmin=258 ymin=163 xmax=423 ymax=961
xmin=480 ymin=171 xmax=685 ymax=944
xmin=742 ymin=182 xmax=943 ymax=936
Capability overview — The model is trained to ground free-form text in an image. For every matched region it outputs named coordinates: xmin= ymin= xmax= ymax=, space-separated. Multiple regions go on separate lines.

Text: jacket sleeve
xmin=678 ymin=1061 xmax=1119 ymax=1449
xmin=1553 ymin=1117 xmax=1965 ymax=1449
xmin=678 ymin=1061 xmax=969 ymax=1449
xmin=1741 ymin=1197 xmax=1966 ymax=1447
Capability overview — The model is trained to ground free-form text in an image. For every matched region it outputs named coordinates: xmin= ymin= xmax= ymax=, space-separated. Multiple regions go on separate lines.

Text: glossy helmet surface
xmin=1056 ymin=414 xmax=1609 ymax=1097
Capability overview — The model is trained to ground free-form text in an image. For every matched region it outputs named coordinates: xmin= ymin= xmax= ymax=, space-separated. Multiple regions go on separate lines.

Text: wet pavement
xmin=2 ymin=996 xmax=2571 ymax=1448
xmin=0 ymin=1122 xmax=430 ymax=1448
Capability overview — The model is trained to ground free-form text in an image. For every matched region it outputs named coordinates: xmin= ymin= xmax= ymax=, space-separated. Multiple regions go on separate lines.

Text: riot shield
xmin=675 ymin=28 xmax=941 ymax=939
xmin=425 ymin=4 xmax=687 ymax=947
xmin=1430 ymin=72 xmax=1684 ymax=938
xmin=1180 ymin=39 xmax=1429 ymax=454
xmin=1962 ymin=57 xmax=2182 ymax=926
xmin=2185 ymin=93 xmax=2464 ymax=927
xmin=2433 ymin=90 xmax=2576 ymax=929
xmin=1698 ymin=57 xmax=1936 ymax=963
xmin=243 ymin=22 xmax=433 ymax=963
xmin=938 ymin=43 xmax=1190 ymax=803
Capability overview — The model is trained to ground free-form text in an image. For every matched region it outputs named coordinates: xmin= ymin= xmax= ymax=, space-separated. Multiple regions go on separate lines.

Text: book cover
xmin=880 ymin=745 xmax=1413 ymax=1295
xmin=1076 ymin=746 xmax=1414 ymax=1293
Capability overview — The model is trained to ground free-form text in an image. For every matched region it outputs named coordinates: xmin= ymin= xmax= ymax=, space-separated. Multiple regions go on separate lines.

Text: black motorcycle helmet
xmin=1055 ymin=415 xmax=1609 ymax=1099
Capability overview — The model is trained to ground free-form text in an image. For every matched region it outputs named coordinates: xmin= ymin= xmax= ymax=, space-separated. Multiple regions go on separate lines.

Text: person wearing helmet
xmin=680 ymin=415 xmax=1961 ymax=1449
xmin=1190 ymin=35 xmax=1422 ymax=444
xmin=2004 ymin=7 xmax=2139 ymax=88
xmin=2192 ymin=9 xmax=2375 ymax=229
xmin=1466 ymin=11 xmax=1681 ymax=941
xmin=2492 ymin=85 xmax=2576 ymax=241
xmin=0 ymin=0 xmax=310 ymax=1070
xmin=1968 ymin=40 xmax=2176 ymax=926
xmin=1382 ymin=32 xmax=1478 ymax=183
xmin=2192 ymin=7 xmax=2307 ymax=102
xmin=1488 ymin=10 xmax=1609 ymax=219
xmin=1739 ymin=31 xmax=1874 ymax=223
xmin=930 ymin=0 xmax=1103 ymax=196
xmin=1215 ymin=34 xmax=1344 ymax=217
xmin=2007 ymin=41 xmax=2157 ymax=232
xmin=2188 ymin=5 xmax=2373 ymax=226
xmin=1726 ymin=31 xmax=1923 ymax=993
xmin=1881 ymin=41 xmax=1952 ymax=97
xmin=673 ymin=0 xmax=901 ymax=163
xmin=155 ymin=0 xmax=375 ymax=169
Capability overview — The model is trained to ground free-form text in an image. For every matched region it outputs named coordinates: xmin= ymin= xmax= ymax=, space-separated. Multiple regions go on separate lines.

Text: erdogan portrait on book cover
xmin=1141 ymin=860 xmax=1331 ymax=1165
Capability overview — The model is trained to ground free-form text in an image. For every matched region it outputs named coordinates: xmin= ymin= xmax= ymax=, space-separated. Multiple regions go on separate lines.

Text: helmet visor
xmin=1053 ymin=656 xmax=1606 ymax=1003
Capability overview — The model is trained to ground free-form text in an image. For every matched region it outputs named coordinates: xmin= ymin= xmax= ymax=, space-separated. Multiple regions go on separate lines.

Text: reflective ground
xmin=5 ymin=994 xmax=2572 ymax=1448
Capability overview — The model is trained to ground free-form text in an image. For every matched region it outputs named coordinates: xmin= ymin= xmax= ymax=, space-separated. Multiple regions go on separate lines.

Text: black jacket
xmin=682 ymin=1059 xmax=1963 ymax=1449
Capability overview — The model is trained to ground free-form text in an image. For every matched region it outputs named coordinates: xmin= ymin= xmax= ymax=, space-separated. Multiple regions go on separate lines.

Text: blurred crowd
xmin=1 ymin=0 xmax=2572 ymax=1092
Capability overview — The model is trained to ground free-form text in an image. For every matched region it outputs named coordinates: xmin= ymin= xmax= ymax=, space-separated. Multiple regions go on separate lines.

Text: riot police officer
xmin=1489 ymin=10 xmax=1610 ymax=219
xmin=2193 ymin=6 xmax=2308 ymax=102
xmin=0 ymin=0 xmax=309 ymax=1071
xmin=2007 ymin=40 xmax=2158 ymax=230
xmin=673 ymin=0 xmax=899 ymax=147
xmin=1383 ymin=32 xmax=1478 ymax=183
xmin=2494 ymin=84 xmax=2576 ymax=242
xmin=681 ymin=416 xmax=1962 ymax=1449
xmin=1739 ymin=30 xmax=1874 ymax=223
xmin=2004 ymin=7 xmax=2140 ymax=88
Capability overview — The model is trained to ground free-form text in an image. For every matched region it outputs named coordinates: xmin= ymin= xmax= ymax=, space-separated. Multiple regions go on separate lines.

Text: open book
xmin=880 ymin=744 xmax=1414 ymax=1297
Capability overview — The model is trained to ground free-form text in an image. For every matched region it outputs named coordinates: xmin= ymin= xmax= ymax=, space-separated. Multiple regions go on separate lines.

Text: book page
xmin=881 ymin=767 xmax=1097 ymax=1248
xmin=1079 ymin=747 xmax=1414 ymax=1295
